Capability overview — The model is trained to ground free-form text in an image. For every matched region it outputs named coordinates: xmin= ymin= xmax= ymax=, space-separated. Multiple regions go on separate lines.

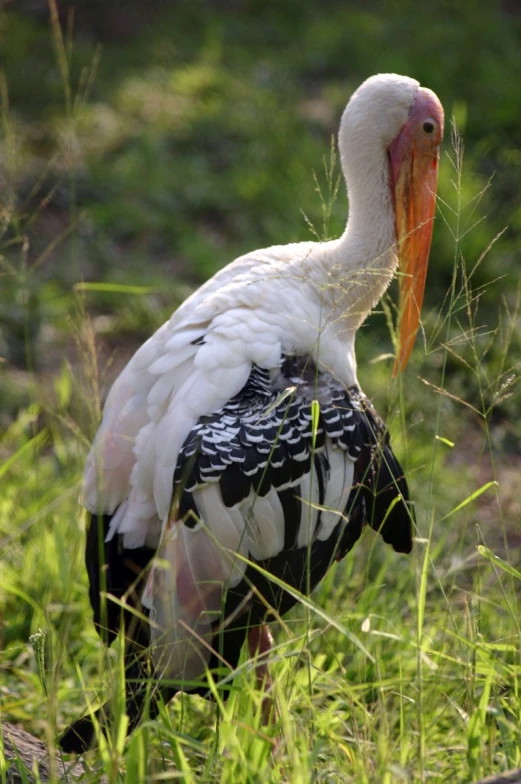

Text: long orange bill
xmin=389 ymin=91 xmax=443 ymax=376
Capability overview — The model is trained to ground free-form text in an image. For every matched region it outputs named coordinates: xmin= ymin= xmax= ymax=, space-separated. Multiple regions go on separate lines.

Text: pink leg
xmin=248 ymin=624 xmax=276 ymax=724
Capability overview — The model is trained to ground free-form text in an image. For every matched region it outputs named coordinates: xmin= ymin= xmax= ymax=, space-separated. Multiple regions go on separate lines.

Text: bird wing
xmin=82 ymin=253 xmax=306 ymax=550
xmin=141 ymin=360 xmax=413 ymax=685
xmin=82 ymin=241 xmax=337 ymax=550
xmin=84 ymin=316 xmax=281 ymax=546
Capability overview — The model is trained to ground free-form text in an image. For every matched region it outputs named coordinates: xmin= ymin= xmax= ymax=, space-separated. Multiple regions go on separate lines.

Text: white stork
xmin=60 ymin=73 xmax=444 ymax=752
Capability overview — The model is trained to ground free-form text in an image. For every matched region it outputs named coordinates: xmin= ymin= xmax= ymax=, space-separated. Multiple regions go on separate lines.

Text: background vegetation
xmin=1 ymin=1 xmax=520 ymax=781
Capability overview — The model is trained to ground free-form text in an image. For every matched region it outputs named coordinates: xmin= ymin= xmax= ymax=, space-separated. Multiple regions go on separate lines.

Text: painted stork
xmin=60 ymin=73 xmax=444 ymax=752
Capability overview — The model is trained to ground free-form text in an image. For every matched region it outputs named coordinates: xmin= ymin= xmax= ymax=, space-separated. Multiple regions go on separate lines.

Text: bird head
xmin=340 ymin=74 xmax=444 ymax=374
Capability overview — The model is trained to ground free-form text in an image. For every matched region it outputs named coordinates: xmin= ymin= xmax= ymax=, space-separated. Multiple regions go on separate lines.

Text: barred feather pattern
xmin=176 ymin=358 xmax=364 ymax=507
xmin=143 ymin=356 xmax=412 ymax=685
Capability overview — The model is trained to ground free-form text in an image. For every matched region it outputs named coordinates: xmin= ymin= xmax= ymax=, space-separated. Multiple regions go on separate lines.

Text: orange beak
xmin=389 ymin=88 xmax=444 ymax=376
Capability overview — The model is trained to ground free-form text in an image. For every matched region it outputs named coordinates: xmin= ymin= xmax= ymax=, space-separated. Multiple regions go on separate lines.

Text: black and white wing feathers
xmin=143 ymin=357 xmax=413 ymax=685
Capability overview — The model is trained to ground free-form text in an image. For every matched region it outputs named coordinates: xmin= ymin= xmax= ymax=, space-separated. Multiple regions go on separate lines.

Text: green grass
xmin=1 ymin=396 xmax=521 ymax=783
xmin=2 ymin=2 xmax=521 ymax=782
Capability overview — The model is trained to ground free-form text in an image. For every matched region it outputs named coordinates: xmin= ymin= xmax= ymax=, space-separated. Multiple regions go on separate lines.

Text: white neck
xmin=277 ymin=75 xmax=420 ymax=387
xmin=304 ymin=143 xmax=398 ymax=335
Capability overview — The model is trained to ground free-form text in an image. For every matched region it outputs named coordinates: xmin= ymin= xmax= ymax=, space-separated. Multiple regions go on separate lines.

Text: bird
xmin=60 ymin=72 xmax=444 ymax=753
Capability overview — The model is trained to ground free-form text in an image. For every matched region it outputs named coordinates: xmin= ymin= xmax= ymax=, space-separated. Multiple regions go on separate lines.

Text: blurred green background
xmin=1 ymin=7 xmax=521 ymax=778
xmin=0 ymin=0 xmax=520 ymax=420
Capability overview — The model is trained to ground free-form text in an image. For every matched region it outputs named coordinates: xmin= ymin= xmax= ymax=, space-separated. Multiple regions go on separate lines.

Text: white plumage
xmin=61 ymin=73 xmax=444 ymax=752
xmin=86 ymin=78 xmax=420 ymax=538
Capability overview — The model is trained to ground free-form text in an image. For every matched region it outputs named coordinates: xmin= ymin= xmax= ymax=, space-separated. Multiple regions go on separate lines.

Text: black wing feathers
xmin=176 ymin=360 xmax=413 ymax=557
xmin=368 ymin=441 xmax=413 ymax=554
xmin=84 ymin=360 xmax=413 ymax=652
xmin=63 ymin=356 xmax=413 ymax=752
xmin=353 ymin=407 xmax=414 ymax=555
xmin=61 ymin=515 xmax=159 ymax=753
xmin=85 ymin=513 xmax=154 ymax=646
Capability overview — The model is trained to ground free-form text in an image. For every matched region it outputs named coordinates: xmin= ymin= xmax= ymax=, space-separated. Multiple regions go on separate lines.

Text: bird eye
xmin=422 ymin=119 xmax=435 ymax=134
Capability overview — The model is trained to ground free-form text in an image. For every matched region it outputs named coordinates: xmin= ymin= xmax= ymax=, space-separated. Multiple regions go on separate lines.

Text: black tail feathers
xmin=59 ymin=708 xmax=104 ymax=754
xmin=365 ymin=441 xmax=414 ymax=554
xmin=59 ymin=675 xmax=175 ymax=754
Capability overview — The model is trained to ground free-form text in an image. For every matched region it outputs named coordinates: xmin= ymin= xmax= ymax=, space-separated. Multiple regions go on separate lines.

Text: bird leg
xmin=248 ymin=623 xmax=276 ymax=724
